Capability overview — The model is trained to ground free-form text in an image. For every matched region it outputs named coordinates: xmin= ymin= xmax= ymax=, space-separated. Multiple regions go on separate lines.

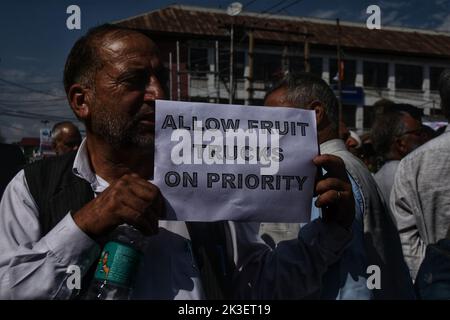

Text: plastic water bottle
xmin=85 ymin=224 xmax=148 ymax=300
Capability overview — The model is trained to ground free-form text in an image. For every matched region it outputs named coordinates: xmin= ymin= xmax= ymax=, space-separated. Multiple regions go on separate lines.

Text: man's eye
xmin=125 ymin=76 xmax=144 ymax=86
xmin=122 ymin=72 xmax=149 ymax=88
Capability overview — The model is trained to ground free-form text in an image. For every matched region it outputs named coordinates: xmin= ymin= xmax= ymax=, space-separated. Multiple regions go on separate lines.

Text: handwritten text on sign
xmin=153 ymin=100 xmax=318 ymax=222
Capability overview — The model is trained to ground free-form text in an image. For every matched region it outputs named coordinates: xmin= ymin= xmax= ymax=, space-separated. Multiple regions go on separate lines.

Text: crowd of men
xmin=0 ymin=23 xmax=449 ymax=300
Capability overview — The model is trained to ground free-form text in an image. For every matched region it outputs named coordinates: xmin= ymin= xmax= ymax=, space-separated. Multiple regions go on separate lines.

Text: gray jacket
xmin=374 ymin=160 xmax=400 ymax=207
xmin=390 ymin=126 xmax=450 ymax=280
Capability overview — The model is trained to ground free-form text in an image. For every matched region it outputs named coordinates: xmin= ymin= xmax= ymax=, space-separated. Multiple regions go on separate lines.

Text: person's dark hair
xmin=421 ymin=124 xmax=437 ymax=140
xmin=438 ymin=69 xmax=450 ymax=120
xmin=63 ymin=24 xmax=146 ymax=95
xmin=373 ymin=98 xmax=395 ymax=109
xmin=266 ymin=72 xmax=339 ymax=132
xmin=389 ymin=103 xmax=423 ymax=122
xmin=371 ymin=110 xmax=407 ymax=160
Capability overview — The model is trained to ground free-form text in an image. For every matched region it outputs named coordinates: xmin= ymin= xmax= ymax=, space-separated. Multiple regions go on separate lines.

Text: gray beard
xmin=89 ymin=107 xmax=154 ymax=151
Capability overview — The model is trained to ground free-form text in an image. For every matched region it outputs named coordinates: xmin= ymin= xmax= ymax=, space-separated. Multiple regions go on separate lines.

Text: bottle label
xmin=94 ymin=241 xmax=142 ymax=287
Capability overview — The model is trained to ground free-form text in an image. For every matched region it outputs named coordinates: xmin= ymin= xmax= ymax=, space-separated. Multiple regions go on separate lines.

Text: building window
xmin=189 ymin=48 xmax=209 ymax=78
xmin=189 ymin=96 xmax=209 ymax=103
xmin=235 ymin=52 xmax=246 ymax=80
xmin=251 ymin=98 xmax=265 ymax=106
xmin=395 ymin=64 xmax=423 ymax=90
xmin=342 ymin=104 xmax=356 ymax=129
xmin=430 ymin=67 xmax=445 ymax=91
xmin=310 ymin=58 xmax=323 ymax=77
xmin=253 ymin=53 xmax=283 ymax=83
xmin=219 ymin=50 xmax=245 ymax=81
xmin=363 ymin=61 xmax=388 ymax=88
xmin=289 ymin=57 xmax=322 ymax=77
xmin=329 ymin=59 xmax=356 ymax=87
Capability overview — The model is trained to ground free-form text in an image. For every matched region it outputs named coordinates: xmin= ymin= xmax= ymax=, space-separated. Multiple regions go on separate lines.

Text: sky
xmin=0 ymin=0 xmax=449 ymax=143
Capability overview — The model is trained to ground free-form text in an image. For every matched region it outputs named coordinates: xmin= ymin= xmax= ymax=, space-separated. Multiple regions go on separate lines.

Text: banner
xmin=39 ymin=128 xmax=54 ymax=156
xmin=153 ymin=100 xmax=318 ymax=222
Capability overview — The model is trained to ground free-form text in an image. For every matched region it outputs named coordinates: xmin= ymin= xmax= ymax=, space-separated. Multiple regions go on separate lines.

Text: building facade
xmin=117 ymin=5 xmax=450 ymax=133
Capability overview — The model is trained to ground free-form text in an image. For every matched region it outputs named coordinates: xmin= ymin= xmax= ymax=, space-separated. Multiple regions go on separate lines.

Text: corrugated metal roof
xmin=116 ymin=5 xmax=450 ymax=59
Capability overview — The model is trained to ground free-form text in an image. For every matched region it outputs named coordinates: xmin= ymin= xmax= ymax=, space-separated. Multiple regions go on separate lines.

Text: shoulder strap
xmin=186 ymin=221 xmax=235 ymax=300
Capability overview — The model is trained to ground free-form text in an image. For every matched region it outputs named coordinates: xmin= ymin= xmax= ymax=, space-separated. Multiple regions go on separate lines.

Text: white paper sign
xmin=153 ymin=100 xmax=318 ymax=222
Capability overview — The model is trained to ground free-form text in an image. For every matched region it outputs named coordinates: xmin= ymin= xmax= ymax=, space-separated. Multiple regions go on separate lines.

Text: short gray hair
xmin=266 ymin=72 xmax=339 ymax=132
xmin=371 ymin=111 xmax=407 ymax=159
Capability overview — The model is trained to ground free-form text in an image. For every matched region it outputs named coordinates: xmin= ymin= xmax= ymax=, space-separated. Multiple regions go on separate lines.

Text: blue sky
xmin=0 ymin=0 xmax=449 ymax=142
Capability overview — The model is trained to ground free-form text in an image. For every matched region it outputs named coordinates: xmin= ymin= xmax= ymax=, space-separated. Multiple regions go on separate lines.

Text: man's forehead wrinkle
xmin=97 ymin=49 xmax=156 ymax=77
xmin=99 ymin=39 xmax=159 ymax=68
xmin=90 ymin=32 xmax=161 ymax=84
xmin=101 ymin=32 xmax=157 ymax=53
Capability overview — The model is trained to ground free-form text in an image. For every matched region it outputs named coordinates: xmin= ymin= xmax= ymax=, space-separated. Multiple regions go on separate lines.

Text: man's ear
xmin=308 ymin=100 xmax=328 ymax=128
xmin=68 ymin=84 xmax=91 ymax=121
xmin=395 ymin=137 xmax=407 ymax=157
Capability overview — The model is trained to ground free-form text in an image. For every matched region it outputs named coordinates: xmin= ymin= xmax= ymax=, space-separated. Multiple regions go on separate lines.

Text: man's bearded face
xmin=86 ymin=32 xmax=165 ymax=150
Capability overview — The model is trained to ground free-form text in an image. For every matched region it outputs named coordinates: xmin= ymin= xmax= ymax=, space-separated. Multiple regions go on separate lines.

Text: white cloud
xmin=437 ymin=14 xmax=450 ymax=32
xmin=376 ymin=0 xmax=413 ymax=27
xmin=0 ymin=69 xmax=28 ymax=81
xmin=435 ymin=0 xmax=449 ymax=7
xmin=382 ymin=10 xmax=410 ymax=27
xmin=0 ymin=68 xmax=60 ymax=84
xmin=432 ymin=12 xmax=446 ymax=21
xmin=0 ymin=119 xmax=35 ymax=143
xmin=419 ymin=21 xmax=434 ymax=29
xmin=309 ymin=9 xmax=340 ymax=19
xmin=418 ymin=10 xmax=450 ymax=32
xmin=382 ymin=10 xmax=399 ymax=25
xmin=0 ymin=68 xmax=65 ymax=97
xmin=0 ymin=68 xmax=76 ymax=143
xmin=379 ymin=1 xmax=410 ymax=9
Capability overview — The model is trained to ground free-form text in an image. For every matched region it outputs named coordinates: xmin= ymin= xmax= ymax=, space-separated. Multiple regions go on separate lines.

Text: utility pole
xmin=229 ymin=22 xmax=234 ymax=104
xmin=304 ymin=34 xmax=310 ymax=72
xmin=282 ymin=45 xmax=289 ymax=73
xmin=247 ymin=29 xmax=254 ymax=105
xmin=226 ymin=2 xmax=242 ymax=104
xmin=169 ymin=52 xmax=173 ymax=100
xmin=216 ymin=41 xmax=220 ymax=103
xmin=176 ymin=41 xmax=181 ymax=101
xmin=337 ymin=19 xmax=343 ymax=135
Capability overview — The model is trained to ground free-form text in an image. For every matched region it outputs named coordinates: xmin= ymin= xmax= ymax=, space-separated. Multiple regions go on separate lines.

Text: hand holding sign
xmin=73 ymin=174 xmax=165 ymax=237
xmin=313 ymin=154 xmax=355 ymax=229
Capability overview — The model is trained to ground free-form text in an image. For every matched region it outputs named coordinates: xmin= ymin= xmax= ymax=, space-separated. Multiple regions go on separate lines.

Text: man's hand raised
xmin=72 ymin=173 xmax=165 ymax=238
xmin=313 ymin=154 xmax=355 ymax=229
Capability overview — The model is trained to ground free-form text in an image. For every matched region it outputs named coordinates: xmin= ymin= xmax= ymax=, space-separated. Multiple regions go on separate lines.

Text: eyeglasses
xmin=396 ymin=128 xmax=424 ymax=138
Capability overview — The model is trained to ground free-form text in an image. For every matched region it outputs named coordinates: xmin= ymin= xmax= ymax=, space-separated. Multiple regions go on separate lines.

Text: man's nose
xmin=144 ymin=75 xmax=166 ymax=101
